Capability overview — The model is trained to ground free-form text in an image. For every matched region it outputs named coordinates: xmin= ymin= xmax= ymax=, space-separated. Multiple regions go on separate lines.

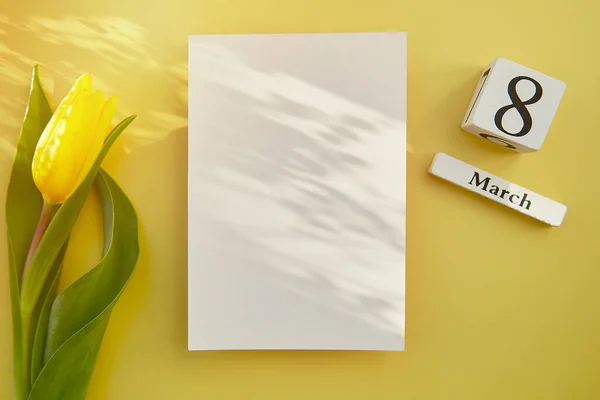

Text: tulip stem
xmin=22 ymin=201 xmax=53 ymax=284
xmin=17 ymin=201 xmax=53 ymax=398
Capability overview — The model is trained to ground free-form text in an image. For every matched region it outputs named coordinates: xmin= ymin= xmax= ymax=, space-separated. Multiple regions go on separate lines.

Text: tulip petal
xmin=99 ymin=95 xmax=118 ymax=140
xmin=74 ymin=95 xmax=118 ymax=190
xmin=64 ymin=73 xmax=92 ymax=102
xmin=72 ymin=90 xmax=105 ymax=174
xmin=34 ymin=74 xmax=92 ymax=157
xmin=32 ymin=92 xmax=86 ymax=204
xmin=32 ymin=74 xmax=94 ymax=204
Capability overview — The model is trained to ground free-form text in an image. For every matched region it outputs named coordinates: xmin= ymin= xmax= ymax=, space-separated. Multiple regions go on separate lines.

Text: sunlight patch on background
xmin=22 ymin=16 xmax=160 ymax=70
xmin=0 ymin=14 xmax=187 ymax=162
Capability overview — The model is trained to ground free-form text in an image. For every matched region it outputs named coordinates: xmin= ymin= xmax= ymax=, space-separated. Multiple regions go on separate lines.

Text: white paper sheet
xmin=188 ymin=32 xmax=407 ymax=350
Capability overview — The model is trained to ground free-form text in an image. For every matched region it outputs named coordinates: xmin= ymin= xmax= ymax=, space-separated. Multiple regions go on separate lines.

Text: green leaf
xmin=20 ymin=114 xmax=137 ymax=317
xmin=21 ymin=245 xmax=66 ymax=393
xmin=5 ymin=65 xmax=138 ymax=400
xmin=28 ymin=169 xmax=139 ymax=400
xmin=30 ymin=246 xmax=65 ymax=384
xmin=5 ymin=65 xmax=53 ymax=400
xmin=11 ymin=66 xmax=136 ymax=399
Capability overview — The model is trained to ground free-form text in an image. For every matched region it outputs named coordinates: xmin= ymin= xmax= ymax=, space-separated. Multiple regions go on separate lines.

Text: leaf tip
xmin=31 ymin=64 xmax=46 ymax=82
xmin=121 ymin=114 xmax=138 ymax=128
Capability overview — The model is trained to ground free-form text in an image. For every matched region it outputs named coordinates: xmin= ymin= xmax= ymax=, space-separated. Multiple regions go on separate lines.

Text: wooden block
xmin=461 ymin=58 xmax=566 ymax=153
xmin=429 ymin=153 xmax=567 ymax=226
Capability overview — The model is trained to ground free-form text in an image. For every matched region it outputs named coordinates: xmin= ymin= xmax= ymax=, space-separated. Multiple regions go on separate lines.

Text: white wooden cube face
xmin=461 ymin=58 xmax=566 ymax=153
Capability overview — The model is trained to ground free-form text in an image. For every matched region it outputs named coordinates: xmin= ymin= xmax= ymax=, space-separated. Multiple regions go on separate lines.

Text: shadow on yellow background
xmin=1 ymin=1 xmax=599 ymax=399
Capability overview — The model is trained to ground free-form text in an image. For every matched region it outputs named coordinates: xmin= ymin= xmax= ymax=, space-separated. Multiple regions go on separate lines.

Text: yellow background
xmin=1 ymin=0 xmax=599 ymax=398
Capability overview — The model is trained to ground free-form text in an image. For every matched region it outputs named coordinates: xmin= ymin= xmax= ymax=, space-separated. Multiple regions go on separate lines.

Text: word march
xmin=468 ymin=172 xmax=531 ymax=210
xmin=429 ymin=153 xmax=566 ymax=227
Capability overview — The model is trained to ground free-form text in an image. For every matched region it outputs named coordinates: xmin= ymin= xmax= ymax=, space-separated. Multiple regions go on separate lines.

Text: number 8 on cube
xmin=461 ymin=58 xmax=566 ymax=153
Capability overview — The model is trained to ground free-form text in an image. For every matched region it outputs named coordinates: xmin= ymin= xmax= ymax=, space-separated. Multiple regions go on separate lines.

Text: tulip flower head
xmin=32 ymin=74 xmax=117 ymax=204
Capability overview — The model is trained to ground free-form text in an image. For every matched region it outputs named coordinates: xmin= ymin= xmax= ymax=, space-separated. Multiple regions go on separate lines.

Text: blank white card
xmin=188 ymin=32 xmax=407 ymax=350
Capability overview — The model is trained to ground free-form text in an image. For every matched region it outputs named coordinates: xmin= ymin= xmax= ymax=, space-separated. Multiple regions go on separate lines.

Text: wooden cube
xmin=461 ymin=58 xmax=566 ymax=152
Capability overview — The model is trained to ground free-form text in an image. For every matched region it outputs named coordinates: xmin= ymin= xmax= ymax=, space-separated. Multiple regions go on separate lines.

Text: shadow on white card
xmin=188 ymin=33 xmax=407 ymax=351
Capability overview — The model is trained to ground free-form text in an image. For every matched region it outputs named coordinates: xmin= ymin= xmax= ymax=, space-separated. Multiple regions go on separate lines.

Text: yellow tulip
xmin=32 ymin=73 xmax=118 ymax=204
